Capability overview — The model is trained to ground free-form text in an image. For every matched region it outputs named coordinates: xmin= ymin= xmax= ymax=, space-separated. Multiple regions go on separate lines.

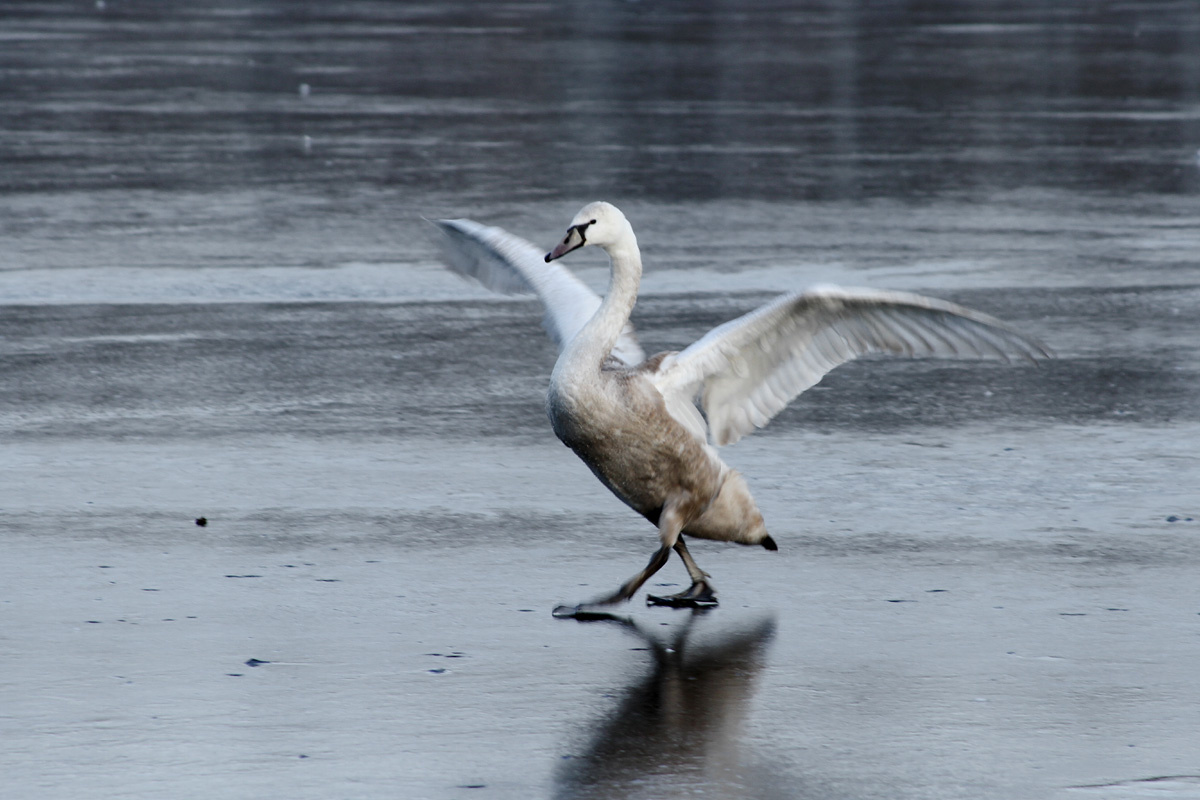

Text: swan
xmin=433 ymin=202 xmax=1052 ymax=617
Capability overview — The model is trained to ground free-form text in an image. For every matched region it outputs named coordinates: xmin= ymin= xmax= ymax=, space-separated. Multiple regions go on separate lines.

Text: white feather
xmin=432 ymin=218 xmax=645 ymax=366
xmin=650 ymin=286 xmax=1053 ymax=446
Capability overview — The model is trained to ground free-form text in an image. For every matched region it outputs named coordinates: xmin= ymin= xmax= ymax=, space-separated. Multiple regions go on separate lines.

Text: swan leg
xmin=553 ymin=545 xmax=672 ymax=619
xmin=646 ymin=538 xmax=718 ymax=608
xmin=553 ymin=500 xmax=687 ymax=618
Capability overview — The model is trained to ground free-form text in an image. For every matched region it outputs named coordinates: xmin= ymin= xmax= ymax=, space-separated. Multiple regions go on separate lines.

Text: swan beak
xmin=545 ymin=225 xmax=587 ymax=262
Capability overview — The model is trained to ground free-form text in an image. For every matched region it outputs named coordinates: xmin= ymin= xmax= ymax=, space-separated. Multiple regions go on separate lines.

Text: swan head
xmin=545 ymin=201 xmax=633 ymax=262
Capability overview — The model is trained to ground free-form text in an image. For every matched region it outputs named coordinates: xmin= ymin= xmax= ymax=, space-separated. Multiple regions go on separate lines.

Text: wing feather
xmin=651 ymin=286 xmax=1052 ymax=446
xmin=431 ymin=218 xmax=645 ymax=366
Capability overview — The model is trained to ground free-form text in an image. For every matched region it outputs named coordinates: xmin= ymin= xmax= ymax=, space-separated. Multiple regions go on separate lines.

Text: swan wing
xmin=432 ymin=218 xmax=645 ymax=366
xmin=651 ymin=285 xmax=1053 ymax=447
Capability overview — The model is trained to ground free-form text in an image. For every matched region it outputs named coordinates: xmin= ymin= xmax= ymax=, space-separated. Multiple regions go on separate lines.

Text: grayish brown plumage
xmin=433 ymin=202 xmax=1052 ymax=616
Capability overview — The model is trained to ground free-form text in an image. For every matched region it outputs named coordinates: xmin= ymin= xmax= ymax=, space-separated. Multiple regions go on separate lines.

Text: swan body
xmin=433 ymin=202 xmax=1052 ymax=614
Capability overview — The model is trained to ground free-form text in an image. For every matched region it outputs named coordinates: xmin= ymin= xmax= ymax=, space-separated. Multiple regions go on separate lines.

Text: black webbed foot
xmin=646 ymin=581 xmax=718 ymax=609
xmin=552 ymin=603 xmax=626 ymax=621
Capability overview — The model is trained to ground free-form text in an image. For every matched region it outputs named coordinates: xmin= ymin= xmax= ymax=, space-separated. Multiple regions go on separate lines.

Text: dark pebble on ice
xmin=458 ymin=785 xmax=486 ymax=790
xmin=1166 ymin=515 xmax=1194 ymax=522
xmin=195 ymin=517 xmax=207 ymax=527
xmin=245 ymin=658 xmax=270 ymax=667
xmin=428 ymin=668 xmax=447 ymax=674
xmin=224 ymin=574 xmax=262 ymax=578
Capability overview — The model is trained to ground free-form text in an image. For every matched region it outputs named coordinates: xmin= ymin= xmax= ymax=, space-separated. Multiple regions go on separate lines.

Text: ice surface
xmin=3 ymin=2 xmax=1200 ymax=799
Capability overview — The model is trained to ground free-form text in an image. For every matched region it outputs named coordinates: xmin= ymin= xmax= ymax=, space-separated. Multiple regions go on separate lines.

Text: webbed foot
xmin=552 ymin=603 xmax=627 ymax=621
xmin=646 ymin=581 xmax=718 ymax=609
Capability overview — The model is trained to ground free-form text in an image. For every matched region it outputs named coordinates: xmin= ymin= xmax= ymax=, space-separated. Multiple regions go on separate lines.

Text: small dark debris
xmin=315 ymin=578 xmax=340 ymax=583
xmin=245 ymin=658 xmax=271 ymax=667
xmin=195 ymin=517 xmax=207 ymax=527
xmin=1166 ymin=515 xmax=1194 ymax=523
xmin=226 ymin=673 xmax=243 ymax=677
xmin=224 ymin=574 xmax=262 ymax=578
xmin=1060 ymin=612 xmax=1087 ymax=616
xmin=162 ymin=618 xmax=174 ymax=621
xmin=428 ymin=668 xmax=447 ymax=674
xmin=926 ymin=589 xmax=948 ymax=593
xmin=298 ymin=754 xmax=308 ymax=759
xmin=98 ymin=565 xmax=112 ymax=569
xmin=86 ymin=620 xmax=101 ymax=624
xmin=142 ymin=588 xmax=159 ymax=592
xmin=458 ymin=785 xmax=487 ymax=790
xmin=365 ymin=560 xmax=380 ymax=563
xmin=886 ymin=599 xmax=914 ymax=603
xmin=1106 ymin=608 xmax=1129 ymax=612
xmin=518 ymin=608 xmax=534 ymax=612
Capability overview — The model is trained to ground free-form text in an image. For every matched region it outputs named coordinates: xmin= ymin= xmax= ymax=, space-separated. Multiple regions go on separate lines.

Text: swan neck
xmin=571 ymin=234 xmax=641 ymax=366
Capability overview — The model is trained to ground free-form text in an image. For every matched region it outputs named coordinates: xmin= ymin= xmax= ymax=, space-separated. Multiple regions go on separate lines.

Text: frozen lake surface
xmin=2 ymin=2 xmax=1200 ymax=799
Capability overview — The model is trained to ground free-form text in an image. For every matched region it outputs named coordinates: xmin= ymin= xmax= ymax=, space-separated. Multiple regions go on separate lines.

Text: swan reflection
xmin=555 ymin=610 xmax=779 ymax=799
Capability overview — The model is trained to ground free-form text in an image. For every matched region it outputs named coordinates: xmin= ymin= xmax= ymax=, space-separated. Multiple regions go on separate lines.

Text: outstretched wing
xmin=651 ymin=285 xmax=1052 ymax=447
xmin=432 ymin=218 xmax=645 ymax=366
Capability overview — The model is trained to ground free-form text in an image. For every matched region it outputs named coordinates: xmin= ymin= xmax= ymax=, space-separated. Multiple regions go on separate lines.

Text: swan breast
xmin=546 ymin=368 xmax=723 ymax=518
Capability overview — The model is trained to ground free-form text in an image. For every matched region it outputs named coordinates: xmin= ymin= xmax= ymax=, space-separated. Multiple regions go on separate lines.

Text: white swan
xmin=434 ymin=202 xmax=1051 ymax=616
